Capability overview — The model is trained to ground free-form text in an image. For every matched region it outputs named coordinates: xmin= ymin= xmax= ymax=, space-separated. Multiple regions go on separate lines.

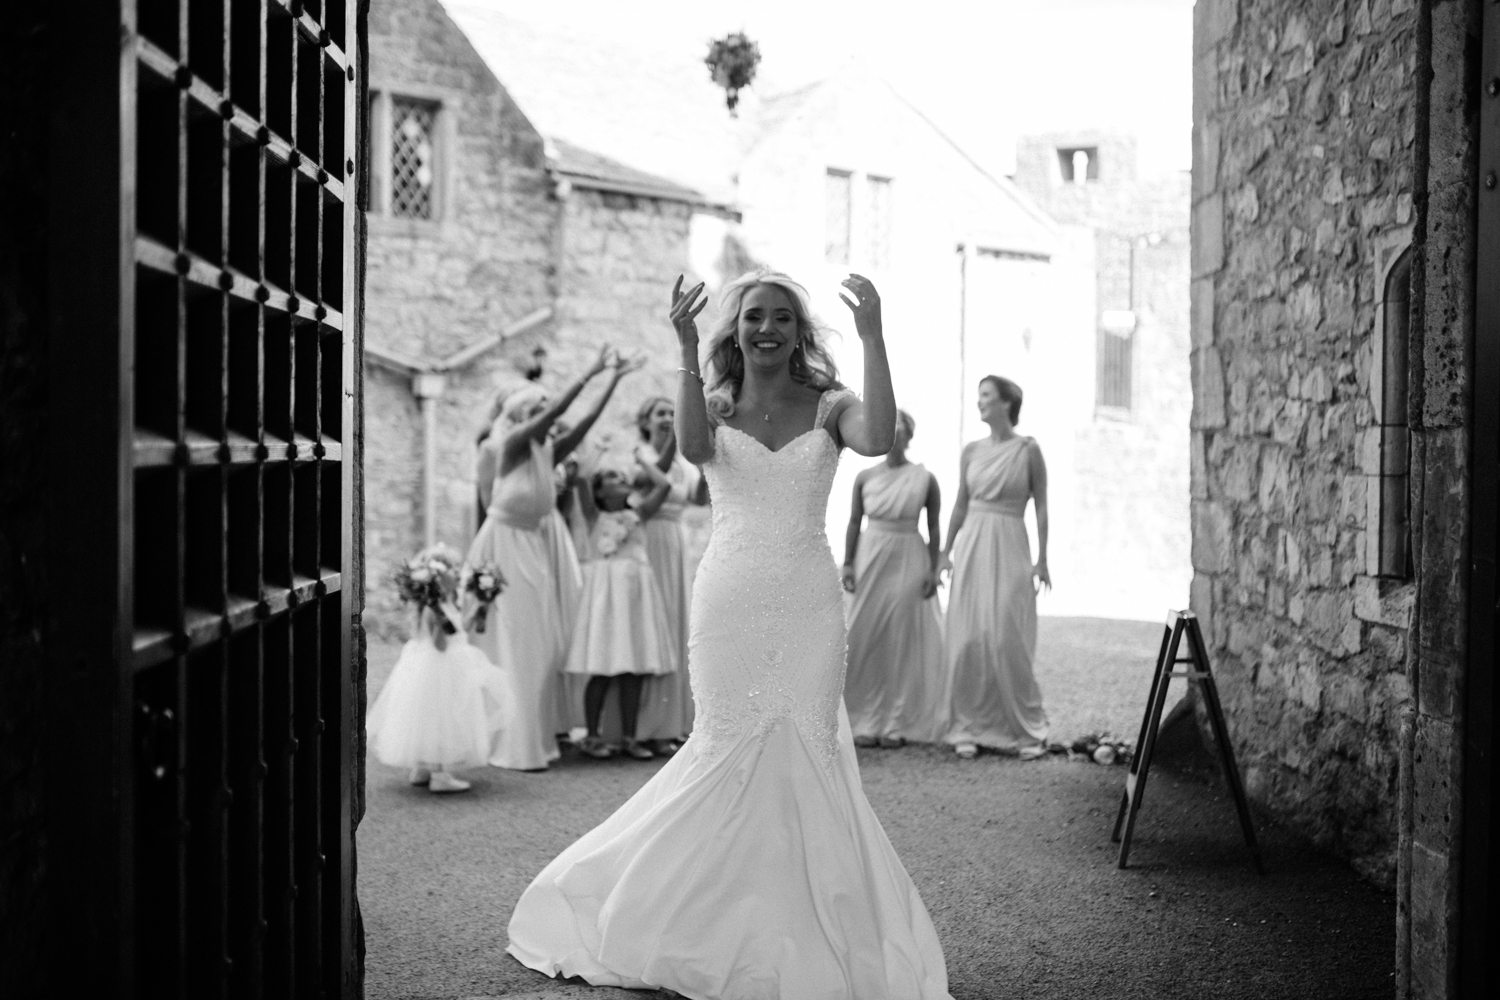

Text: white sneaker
xmin=428 ymin=771 xmax=471 ymax=793
xmin=409 ymin=767 xmax=432 ymax=785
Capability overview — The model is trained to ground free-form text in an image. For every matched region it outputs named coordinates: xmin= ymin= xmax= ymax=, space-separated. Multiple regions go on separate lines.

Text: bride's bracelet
xmin=678 ymin=367 xmax=704 ymax=386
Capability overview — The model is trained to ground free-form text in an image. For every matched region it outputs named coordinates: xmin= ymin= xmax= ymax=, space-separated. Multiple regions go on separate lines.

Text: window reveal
xmin=825 ymin=169 xmax=852 ymax=265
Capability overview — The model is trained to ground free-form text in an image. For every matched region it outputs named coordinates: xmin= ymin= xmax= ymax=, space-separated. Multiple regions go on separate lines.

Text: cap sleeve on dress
xmin=815 ymin=387 xmax=858 ymax=430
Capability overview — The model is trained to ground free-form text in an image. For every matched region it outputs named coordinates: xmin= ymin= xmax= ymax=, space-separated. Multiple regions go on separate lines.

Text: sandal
xmin=578 ymin=736 xmax=614 ymax=760
xmin=428 ymin=771 xmax=471 ymax=793
xmin=955 ymin=742 xmax=979 ymax=760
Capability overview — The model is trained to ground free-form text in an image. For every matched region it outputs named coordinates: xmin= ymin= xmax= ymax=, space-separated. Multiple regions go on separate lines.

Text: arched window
xmin=1372 ymin=246 xmax=1411 ymax=578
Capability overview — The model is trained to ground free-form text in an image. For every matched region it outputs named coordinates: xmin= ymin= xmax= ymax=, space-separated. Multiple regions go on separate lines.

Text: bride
xmin=506 ymin=269 xmax=953 ymax=999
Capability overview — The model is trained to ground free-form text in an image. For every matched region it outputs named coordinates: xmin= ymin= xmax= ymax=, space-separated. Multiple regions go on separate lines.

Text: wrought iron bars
xmin=126 ymin=1 xmax=358 ymax=996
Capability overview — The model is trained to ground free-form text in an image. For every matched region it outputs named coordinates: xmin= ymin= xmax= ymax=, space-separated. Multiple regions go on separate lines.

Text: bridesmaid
xmin=632 ymin=396 xmax=706 ymax=754
xmin=938 ymin=375 xmax=1051 ymax=760
xmin=466 ymin=347 xmax=639 ymax=770
xmin=841 ymin=409 xmax=946 ymax=747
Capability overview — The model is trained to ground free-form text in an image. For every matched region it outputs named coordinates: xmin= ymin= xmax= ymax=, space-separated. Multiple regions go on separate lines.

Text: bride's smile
xmin=737 ymin=285 xmax=798 ymax=367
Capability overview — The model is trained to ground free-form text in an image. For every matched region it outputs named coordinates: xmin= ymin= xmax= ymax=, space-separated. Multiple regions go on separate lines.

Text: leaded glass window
xmin=391 ymin=98 xmax=437 ymax=219
xmin=825 ymin=169 xmax=851 ymax=264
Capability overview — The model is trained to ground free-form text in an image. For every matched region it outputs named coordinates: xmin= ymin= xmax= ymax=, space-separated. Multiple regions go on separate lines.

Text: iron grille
xmin=1097 ymin=328 xmax=1133 ymax=411
xmin=825 ymin=168 xmax=851 ymax=264
xmin=390 ymin=97 xmax=435 ymax=219
xmin=124 ymin=1 xmax=361 ymax=996
xmin=867 ymin=175 xmax=892 ymax=270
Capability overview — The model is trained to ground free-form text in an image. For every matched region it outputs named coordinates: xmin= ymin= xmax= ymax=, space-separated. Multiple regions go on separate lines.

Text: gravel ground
xmin=359 ymin=618 xmax=1391 ymax=1000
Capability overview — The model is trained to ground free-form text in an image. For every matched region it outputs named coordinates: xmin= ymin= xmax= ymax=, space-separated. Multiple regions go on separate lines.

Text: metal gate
xmin=113 ymin=1 xmax=361 ymax=995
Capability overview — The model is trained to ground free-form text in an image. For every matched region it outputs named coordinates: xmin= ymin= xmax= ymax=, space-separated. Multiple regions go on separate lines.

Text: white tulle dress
xmin=365 ymin=610 xmax=509 ymax=771
xmin=844 ymin=462 xmax=946 ymax=743
xmin=507 ymin=389 xmax=953 ymax=1000
xmin=941 ymin=435 xmax=1048 ymax=750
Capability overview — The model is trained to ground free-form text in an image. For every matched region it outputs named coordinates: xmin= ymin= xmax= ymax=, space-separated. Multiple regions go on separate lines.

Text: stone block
xmin=1191 ymin=431 xmax=1210 ymax=499
xmin=1191 ymin=572 xmax=1216 ymax=643
xmin=1191 ymin=346 xmax=1227 ymax=429
xmin=1193 ymin=121 xmax=1222 ymax=200
xmin=1353 ymin=574 xmax=1414 ymax=627
xmin=1191 ymin=192 xmax=1225 ymax=278
xmin=1191 ymin=277 xmax=1215 ymax=348
xmin=1411 ymin=714 xmax=1454 ymax=855
xmin=1194 ymin=0 xmax=1239 ymax=53
xmin=1408 ymin=841 xmax=1452 ymax=998
xmin=1191 ymin=500 xmax=1234 ymax=574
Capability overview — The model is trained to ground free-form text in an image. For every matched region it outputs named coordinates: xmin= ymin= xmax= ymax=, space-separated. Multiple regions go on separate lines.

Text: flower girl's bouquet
xmin=461 ymin=563 xmax=507 ymax=633
xmin=394 ymin=544 xmax=465 ymax=637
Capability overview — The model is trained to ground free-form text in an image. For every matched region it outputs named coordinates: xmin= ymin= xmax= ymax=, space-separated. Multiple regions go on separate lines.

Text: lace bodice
xmin=687 ymin=388 xmax=855 ymax=772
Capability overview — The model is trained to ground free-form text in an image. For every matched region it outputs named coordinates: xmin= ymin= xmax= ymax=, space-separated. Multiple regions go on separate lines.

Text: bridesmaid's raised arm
xmin=502 ymin=345 xmax=612 ymax=474
xmin=834 ymin=274 xmax=896 ymax=457
xmin=670 ymin=276 xmax=715 ymax=464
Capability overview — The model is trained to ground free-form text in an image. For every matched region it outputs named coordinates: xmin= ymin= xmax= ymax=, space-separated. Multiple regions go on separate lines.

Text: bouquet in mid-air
xmin=393 ymin=544 xmax=466 ymax=635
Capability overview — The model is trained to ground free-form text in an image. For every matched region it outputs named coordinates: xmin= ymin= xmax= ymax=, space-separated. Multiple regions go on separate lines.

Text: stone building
xmin=440 ymin=8 xmax=1203 ymax=619
xmin=363 ymin=0 xmax=722 ymax=633
xmin=1014 ymin=132 xmax=1194 ymax=620
xmin=1190 ymin=0 xmax=1493 ymax=994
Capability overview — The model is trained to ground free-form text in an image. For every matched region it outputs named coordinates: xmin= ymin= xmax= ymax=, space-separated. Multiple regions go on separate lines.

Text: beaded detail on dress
xmin=686 ymin=388 xmax=854 ymax=774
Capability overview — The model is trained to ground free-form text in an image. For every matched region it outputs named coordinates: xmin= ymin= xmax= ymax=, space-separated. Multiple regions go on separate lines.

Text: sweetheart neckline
xmin=716 ymin=423 xmax=835 ymax=456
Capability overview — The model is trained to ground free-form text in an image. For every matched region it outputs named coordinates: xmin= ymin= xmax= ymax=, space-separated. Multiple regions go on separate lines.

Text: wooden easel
xmin=1111 ymin=610 xmax=1264 ymax=873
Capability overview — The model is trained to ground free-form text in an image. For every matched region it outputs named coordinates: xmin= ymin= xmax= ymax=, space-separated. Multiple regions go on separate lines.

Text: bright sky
xmin=465 ymin=0 xmax=1194 ymax=177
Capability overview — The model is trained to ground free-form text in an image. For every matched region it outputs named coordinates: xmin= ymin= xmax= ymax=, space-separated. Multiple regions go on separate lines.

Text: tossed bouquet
xmin=394 ymin=544 xmax=465 ymax=635
xmin=461 ymin=563 xmax=507 ymax=633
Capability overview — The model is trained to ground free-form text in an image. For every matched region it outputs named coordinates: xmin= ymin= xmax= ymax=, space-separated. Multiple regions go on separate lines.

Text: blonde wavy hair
xmin=702 ymin=269 xmax=843 ymax=419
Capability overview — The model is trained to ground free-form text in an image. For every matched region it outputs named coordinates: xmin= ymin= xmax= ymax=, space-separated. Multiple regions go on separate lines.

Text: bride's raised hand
xmin=839 ymin=273 xmax=883 ymax=340
xmin=669 ymin=275 xmax=708 ymax=347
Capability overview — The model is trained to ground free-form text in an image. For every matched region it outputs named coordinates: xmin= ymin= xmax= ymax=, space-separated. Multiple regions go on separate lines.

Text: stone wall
xmin=0 ymin=4 xmax=48 ymax=991
xmin=1190 ymin=0 xmax=1422 ymax=885
xmin=549 ymin=187 xmax=697 ymax=462
xmin=363 ymin=0 xmax=698 ymax=635
xmin=364 ymin=0 xmax=555 ymax=632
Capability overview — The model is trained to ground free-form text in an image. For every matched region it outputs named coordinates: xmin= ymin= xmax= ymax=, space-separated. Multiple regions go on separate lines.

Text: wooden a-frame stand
xmin=1111 ymin=610 xmax=1265 ymax=873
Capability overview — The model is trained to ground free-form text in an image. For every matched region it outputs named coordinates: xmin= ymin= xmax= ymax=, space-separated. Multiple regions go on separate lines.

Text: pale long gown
xmin=508 ymin=389 xmax=953 ymax=1000
xmin=466 ymin=439 xmax=569 ymax=770
xmin=844 ymin=462 xmax=946 ymax=743
xmin=634 ymin=442 xmax=700 ymax=743
xmin=942 ymin=436 xmax=1048 ymax=750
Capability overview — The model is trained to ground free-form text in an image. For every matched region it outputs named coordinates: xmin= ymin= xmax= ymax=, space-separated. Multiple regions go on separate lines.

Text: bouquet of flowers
xmin=461 ymin=563 xmax=507 ymax=633
xmin=394 ymin=544 xmax=464 ymax=635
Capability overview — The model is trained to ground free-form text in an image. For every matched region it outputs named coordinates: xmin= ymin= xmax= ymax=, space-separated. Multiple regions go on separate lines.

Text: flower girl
xmin=366 ymin=545 xmax=509 ymax=793
xmin=566 ymin=457 xmax=679 ymax=760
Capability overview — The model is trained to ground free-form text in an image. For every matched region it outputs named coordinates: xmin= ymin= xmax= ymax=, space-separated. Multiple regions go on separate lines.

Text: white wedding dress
xmin=507 ymin=389 xmax=953 ymax=1000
